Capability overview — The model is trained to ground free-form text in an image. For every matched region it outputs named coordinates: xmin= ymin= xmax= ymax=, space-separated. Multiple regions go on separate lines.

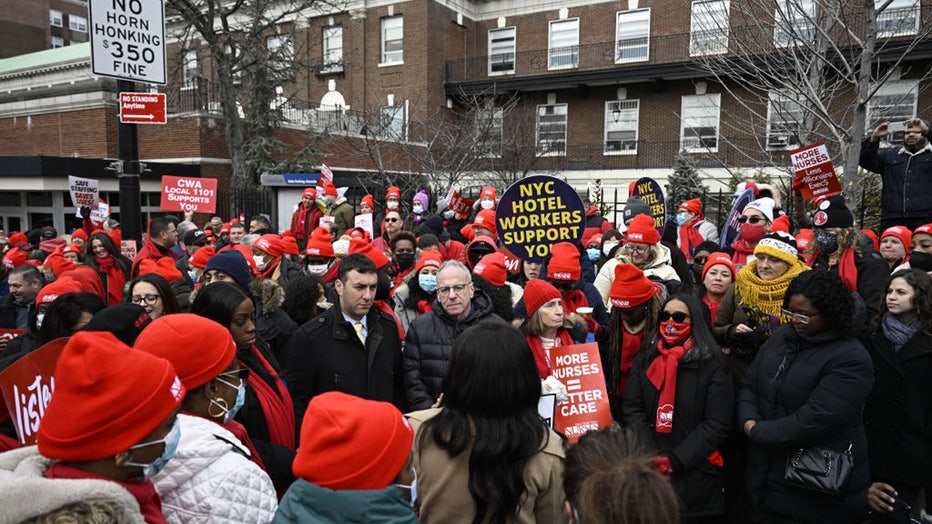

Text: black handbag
xmin=784 ymin=442 xmax=853 ymax=496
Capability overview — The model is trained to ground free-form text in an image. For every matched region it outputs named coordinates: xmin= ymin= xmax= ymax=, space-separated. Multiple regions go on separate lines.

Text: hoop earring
xmin=207 ymin=397 xmax=228 ymax=419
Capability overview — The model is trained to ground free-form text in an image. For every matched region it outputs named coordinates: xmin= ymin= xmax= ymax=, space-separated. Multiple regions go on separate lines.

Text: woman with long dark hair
xmin=191 ymin=281 xmax=296 ymax=493
xmin=407 ymin=321 xmax=565 ymax=523
xmin=623 ymin=294 xmax=733 ymax=522
xmin=125 ymin=273 xmax=182 ymax=320
xmin=84 ymin=232 xmax=131 ymax=305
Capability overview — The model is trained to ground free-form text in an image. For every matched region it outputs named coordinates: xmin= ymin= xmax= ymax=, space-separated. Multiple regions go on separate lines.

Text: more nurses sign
xmin=549 ymin=343 xmax=611 ymax=443
xmin=789 ymin=143 xmax=841 ymax=199
xmin=89 ymin=0 xmax=167 ymax=84
xmin=160 ymin=176 xmax=217 ymax=213
xmin=496 ymin=175 xmax=585 ymax=262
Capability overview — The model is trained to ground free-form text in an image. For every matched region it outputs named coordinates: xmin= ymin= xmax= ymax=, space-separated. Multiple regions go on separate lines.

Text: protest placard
xmin=0 ymin=329 xmax=25 ymax=349
xmin=720 ymin=187 xmax=756 ymax=249
xmin=445 ymin=186 xmax=474 ymax=216
xmin=789 ymin=142 xmax=842 ymax=200
xmin=549 ymin=342 xmax=611 ymax=443
xmin=68 ymin=176 xmax=99 ymax=208
xmin=496 ymin=175 xmax=585 ymax=262
xmin=0 ymin=338 xmax=68 ymax=445
xmin=355 ymin=213 xmax=374 ymax=238
xmin=121 ymin=240 xmax=137 ymax=261
xmin=630 ymin=177 xmax=666 ymax=235
xmin=160 ymin=176 xmax=218 ymax=213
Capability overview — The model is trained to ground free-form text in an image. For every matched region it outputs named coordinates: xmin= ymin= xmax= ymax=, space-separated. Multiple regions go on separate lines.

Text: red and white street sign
xmin=119 ymin=92 xmax=167 ymax=124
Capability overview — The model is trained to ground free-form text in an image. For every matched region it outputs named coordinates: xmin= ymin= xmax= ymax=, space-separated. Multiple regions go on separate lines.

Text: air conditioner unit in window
xmin=770 ymin=135 xmax=790 ymax=147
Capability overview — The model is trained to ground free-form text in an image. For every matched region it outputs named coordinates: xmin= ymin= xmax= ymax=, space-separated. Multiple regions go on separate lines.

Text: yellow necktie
xmin=353 ymin=322 xmax=365 ymax=344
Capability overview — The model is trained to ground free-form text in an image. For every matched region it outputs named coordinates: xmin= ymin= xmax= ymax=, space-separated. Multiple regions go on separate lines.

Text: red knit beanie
xmin=306 ymin=227 xmax=335 ymax=257
xmin=2 ymin=247 xmax=26 ymax=271
xmin=472 ymin=209 xmax=496 ymax=235
xmin=231 ymin=245 xmax=258 ymax=275
xmin=108 ymin=229 xmax=122 ymax=247
xmin=702 ymin=252 xmax=737 ymax=282
xmin=795 ymin=229 xmax=813 ymax=250
xmin=71 ymin=229 xmax=88 ymax=241
xmin=771 ymin=214 xmax=790 ymax=234
xmin=190 ymin=246 xmax=216 ymax=269
xmin=346 ymin=227 xmax=370 ymax=241
xmin=44 ymin=250 xmax=76 ymax=277
xmin=139 ymin=257 xmax=183 ymax=283
xmin=349 ymin=238 xmax=389 ymax=269
xmin=524 ymin=279 xmax=562 ymax=318
xmin=293 ymin=391 xmax=414 ymax=490
xmin=882 ymin=226 xmax=912 ymax=254
xmin=360 ymin=194 xmax=375 ymax=210
xmin=481 ymin=185 xmax=497 ymax=200
xmin=914 ymin=223 xmax=932 ymax=237
xmin=609 ymin=264 xmax=657 ymax=309
xmin=135 ymin=314 xmax=236 ymax=391
xmin=253 ymin=234 xmax=285 ymax=257
xmin=220 ymin=222 xmax=231 ymax=234
xmin=386 ymin=186 xmax=401 ymax=200
xmin=415 ymin=250 xmax=443 ymax=275
xmin=473 ymin=252 xmax=507 ymax=286
xmin=547 ymin=242 xmax=581 ymax=281
xmin=8 ymin=232 xmax=27 ymax=248
xmin=36 ymin=276 xmax=83 ymax=307
xmin=323 ymin=183 xmax=338 ymax=197
xmin=861 ymin=229 xmax=879 ymax=251
xmin=678 ymin=198 xmax=702 ymax=216
xmin=37 ymin=331 xmax=185 ymax=461
xmin=303 ymin=187 xmax=317 ymax=199
xmin=624 ymin=214 xmax=660 ymax=245
xmin=281 ymin=236 xmax=299 ymax=256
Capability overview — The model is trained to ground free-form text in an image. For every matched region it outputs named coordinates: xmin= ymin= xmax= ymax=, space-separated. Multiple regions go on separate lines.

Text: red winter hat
xmin=135 ymin=314 xmax=236 ymax=391
xmin=231 ymin=245 xmax=258 ymax=275
xmin=609 ymin=264 xmax=657 ymax=309
xmin=71 ymin=229 xmax=88 ymax=241
xmin=360 ymin=194 xmax=375 ymax=209
xmin=385 ymin=186 xmax=401 ymax=200
xmin=323 ymin=183 xmax=338 ymax=197
xmin=44 ymin=250 xmax=76 ymax=277
xmin=524 ymin=279 xmax=562 ymax=319
xmin=481 ymin=186 xmax=497 ymax=200
xmin=190 ymin=246 xmax=216 ymax=269
xmin=303 ymin=187 xmax=317 ymax=199
xmin=415 ymin=250 xmax=443 ymax=275
xmin=2 ymin=247 xmax=26 ymax=270
xmin=346 ymin=227 xmax=370 ymax=241
xmin=220 ymin=222 xmax=231 ymax=234
xmin=37 ymin=331 xmax=185 ymax=461
xmin=861 ymin=229 xmax=879 ymax=251
xmin=795 ymin=229 xmax=814 ymax=250
xmin=624 ymin=214 xmax=660 ymax=245
xmin=771 ymin=214 xmax=790 ymax=234
xmin=678 ymin=198 xmax=702 ymax=216
xmin=305 ymin=227 xmax=335 ymax=257
xmin=139 ymin=257 xmax=183 ymax=282
xmin=472 ymin=252 xmax=507 ymax=286
xmin=62 ymin=244 xmax=82 ymax=257
xmin=253 ymin=234 xmax=285 ymax=257
xmin=547 ymin=242 xmax=581 ymax=281
xmin=108 ymin=229 xmax=122 ymax=247
xmin=472 ymin=209 xmax=496 ymax=235
xmin=702 ymin=252 xmax=737 ymax=282
xmin=282 ymin=235 xmax=299 ymax=256
xmin=914 ymin=223 xmax=932 ymax=237
xmin=61 ymin=266 xmax=106 ymax=301
xmin=882 ymin=226 xmax=913 ymax=254
xmin=36 ymin=276 xmax=83 ymax=307
xmin=349 ymin=238 xmax=389 ymax=269
xmin=8 ymin=232 xmax=27 ymax=248
xmin=293 ymin=391 xmax=414 ymax=490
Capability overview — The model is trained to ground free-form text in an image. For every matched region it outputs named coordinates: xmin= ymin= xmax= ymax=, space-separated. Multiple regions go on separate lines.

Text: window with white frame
xmin=381 ymin=16 xmax=403 ymax=64
xmin=877 ymin=0 xmax=920 ymax=37
xmin=69 ymin=14 xmax=87 ymax=33
xmin=379 ymin=105 xmax=405 ymax=139
xmin=488 ymin=27 xmax=516 ymax=74
xmin=616 ymin=9 xmax=650 ymax=63
xmin=51 ymin=36 xmax=64 ymax=48
xmin=548 ymin=19 xmax=579 ymax=69
xmin=323 ymin=25 xmax=343 ymax=70
xmin=537 ymin=104 xmax=568 ymax=155
xmin=774 ymin=0 xmax=814 ymax=47
xmin=225 ymin=45 xmax=242 ymax=84
xmin=867 ymin=80 xmax=919 ymax=144
xmin=50 ymin=9 xmax=62 ymax=27
xmin=182 ymin=50 xmax=198 ymax=87
xmin=690 ymin=0 xmax=729 ymax=56
xmin=475 ymin=107 xmax=504 ymax=157
xmin=267 ymin=34 xmax=294 ymax=73
xmin=766 ymin=92 xmax=804 ymax=149
xmin=605 ymin=100 xmax=639 ymax=154
xmin=680 ymin=94 xmax=721 ymax=151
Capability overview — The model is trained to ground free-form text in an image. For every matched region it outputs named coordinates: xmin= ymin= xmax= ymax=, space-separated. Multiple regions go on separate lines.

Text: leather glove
xmin=79 ymin=205 xmax=92 ymax=220
xmin=733 ymin=325 xmax=768 ymax=350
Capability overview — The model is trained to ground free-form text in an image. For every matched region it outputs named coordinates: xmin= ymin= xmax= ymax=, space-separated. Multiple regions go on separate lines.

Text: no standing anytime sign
xmin=89 ymin=0 xmax=167 ymax=85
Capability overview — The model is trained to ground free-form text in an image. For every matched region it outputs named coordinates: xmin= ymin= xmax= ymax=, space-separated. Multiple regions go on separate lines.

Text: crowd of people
xmin=0 ymin=118 xmax=929 ymax=523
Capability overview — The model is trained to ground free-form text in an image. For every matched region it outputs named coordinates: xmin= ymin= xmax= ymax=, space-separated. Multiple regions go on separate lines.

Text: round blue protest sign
xmin=496 ymin=175 xmax=585 ymax=263
xmin=630 ymin=177 xmax=666 ymax=236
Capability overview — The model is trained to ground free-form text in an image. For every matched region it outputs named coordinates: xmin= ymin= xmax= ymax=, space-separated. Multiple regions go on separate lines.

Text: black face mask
xmin=395 ymin=253 xmax=415 ymax=271
xmin=909 ymin=251 xmax=932 ymax=272
xmin=816 ymin=231 xmax=839 ymax=254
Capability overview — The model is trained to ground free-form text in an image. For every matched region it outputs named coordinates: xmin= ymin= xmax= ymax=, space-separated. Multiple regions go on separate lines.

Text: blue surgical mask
xmin=443 ymin=210 xmax=455 ymax=220
xmin=36 ymin=313 xmax=45 ymax=329
xmin=125 ymin=419 xmax=181 ymax=481
xmin=586 ymin=248 xmax=600 ymax=261
xmin=395 ymin=468 xmax=418 ymax=507
xmin=418 ymin=274 xmax=437 ymax=293
xmin=413 ymin=205 xmax=424 ymax=214
xmin=675 ymin=212 xmax=688 ymax=226
xmin=211 ymin=376 xmax=246 ymax=424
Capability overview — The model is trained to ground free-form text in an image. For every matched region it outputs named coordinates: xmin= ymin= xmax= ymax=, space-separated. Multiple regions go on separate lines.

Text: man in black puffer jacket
xmin=403 ymin=261 xmax=503 ymax=410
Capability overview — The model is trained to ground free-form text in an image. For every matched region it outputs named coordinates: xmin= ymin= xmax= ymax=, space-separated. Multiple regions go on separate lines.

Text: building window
xmin=548 ymin=18 xmax=579 ymax=69
xmin=475 ymin=107 xmax=504 ymax=157
xmin=537 ymin=104 xmax=568 ymax=155
xmin=877 ymin=0 xmax=919 ymax=37
xmin=225 ymin=44 xmax=242 ymax=84
xmin=379 ymin=105 xmax=405 ymax=139
xmin=50 ymin=9 xmax=62 ymax=27
xmin=680 ymin=94 xmax=721 ymax=152
xmin=69 ymin=14 xmax=87 ymax=33
xmin=766 ymin=92 xmax=804 ymax=149
xmin=51 ymin=36 xmax=64 ymax=48
xmin=267 ymin=34 xmax=294 ymax=75
xmin=868 ymin=80 xmax=918 ymax=145
xmin=690 ymin=0 xmax=729 ymax=56
xmin=774 ymin=0 xmax=814 ymax=47
xmin=322 ymin=25 xmax=343 ymax=71
xmin=616 ymin=9 xmax=650 ymax=63
xmin=488 ymin=27 xmax=516 ymax=74
xmin=182 ymin=50 xmax=198 ymax=87
xmin=381 ymin=16 xmax=403 ymax=64
xmin=605 ymin=100 xmax=639 ymax=154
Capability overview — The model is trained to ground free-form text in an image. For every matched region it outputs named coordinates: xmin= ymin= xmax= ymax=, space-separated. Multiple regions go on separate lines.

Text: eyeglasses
xmin=782 ymin=309 xmax=820 ymax=324
xmin=437 ymin=282 xmax=471 ymax=296
xmin=738 ymin=216 xmax=767 ymax=225
xmin=385 ymin=218 xmax=400 ymax=223
xmin=693 ymin=256 xmax=709 ymax=265
xmin=658 ymin=311 xmax=690 ymax=323
xmin=625 ymin=244 xmax=650 ymax=254
xmin=219 ymin=367 xmax=250 ymax=380
xmin=130 ymin=294 xmax=161 ymax=305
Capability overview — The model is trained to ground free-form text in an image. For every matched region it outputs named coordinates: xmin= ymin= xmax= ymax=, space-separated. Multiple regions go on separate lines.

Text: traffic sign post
xmin=89 ymin=0 xmax=167 ymax=85
xmin=120 ymin=92 xmax=167 ymax=124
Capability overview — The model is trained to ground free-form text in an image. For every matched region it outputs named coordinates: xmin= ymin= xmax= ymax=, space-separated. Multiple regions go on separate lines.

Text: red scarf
xmin=257 ymin=258 xmax=280 ymax=279
xmin=241 ymin=346 xmax=295 ymax=451
xmin=527 ymin=330 xmax=575 ymax=378
xmin=374 ymin=300 xmax=405 ymax=339
xmin=730 ymin=240 xmax=756 ymax=267
xmin=678 ymin=218 xmax=706 ymax=261
xmin=95 ymin=256 xmax=125 ymax=306
xmin=645 ymin=339 xmax=692 ymax=433
xmin=619 ymin=325 xmax=645 ymax=395
xmin=416 ymin=299 xmax=434 ymax=315
xmin=702 ymin=295 xmax=722 ymax=323
xmin=45 ymin=462 xmax=166 ymax=524
xmin=96 ymin=255 xmax=114 ymax=273
xmin=836 ymin=248 xmax=858 ymax=291
xmin=561 ymin=289 xmax=589 ymax=315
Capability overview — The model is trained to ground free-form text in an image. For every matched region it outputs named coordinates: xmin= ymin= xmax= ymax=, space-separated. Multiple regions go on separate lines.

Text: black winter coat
xmin=0 ymin=293 xmax=30 ymax=330
xmin=403 ymin=291 xmax=501 ymax=410
xmin=864 ymin=328 xmax=932 ymax=487
xmin=737 ymin=325 xmax=873 ymax=523
xmin=859 ymin=137 xmax=932 ymax=222
xmin=812 ymin=250 xmax=889 ymax=321
xmin=622 ymin=343 xmax=733 ymax=518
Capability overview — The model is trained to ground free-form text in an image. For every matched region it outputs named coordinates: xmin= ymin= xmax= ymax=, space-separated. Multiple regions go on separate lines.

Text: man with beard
xmin=861 ymin=117 xmax=932 ymax=229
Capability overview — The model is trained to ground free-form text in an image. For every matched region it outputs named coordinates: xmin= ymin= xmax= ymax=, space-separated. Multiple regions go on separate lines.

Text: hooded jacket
xmin=250 ymin=278 xmax=298 ymax=358
xmin=327 ymin=197 xmax=355 ymax=238
xmin=272 ymin=480 xmax=417 ymax=524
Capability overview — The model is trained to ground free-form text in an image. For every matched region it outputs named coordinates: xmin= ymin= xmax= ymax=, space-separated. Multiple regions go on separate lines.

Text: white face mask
xmin=253 ymin=255 xmax=267 ymax=271
xmin=36 ymin=313 xmax=45 ymax=329
xmin=602 ymin=241 xmax=619 ymax=256
xmin=481 ymin=199 xmax=495 ymax=210
xmin=306 ymin=263 xmax=329 ymax=276
xmin=387 ymin=201 xmax=399 ymax=210
xmin=413 ymin=205 xmax=424 ymax=214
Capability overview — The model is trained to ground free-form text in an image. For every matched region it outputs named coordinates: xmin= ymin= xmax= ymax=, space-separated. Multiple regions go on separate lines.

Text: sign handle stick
xmin=117 ymin=79 xmax=143 ymax=245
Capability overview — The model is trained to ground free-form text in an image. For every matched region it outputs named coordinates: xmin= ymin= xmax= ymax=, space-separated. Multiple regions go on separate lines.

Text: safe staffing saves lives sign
xmin=160 ymin=176 xmax=217 ymax=213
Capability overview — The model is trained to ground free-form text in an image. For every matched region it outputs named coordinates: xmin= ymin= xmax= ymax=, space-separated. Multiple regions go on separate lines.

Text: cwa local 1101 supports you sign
xmin=160 ymin=176 xmax=217 ymax=213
